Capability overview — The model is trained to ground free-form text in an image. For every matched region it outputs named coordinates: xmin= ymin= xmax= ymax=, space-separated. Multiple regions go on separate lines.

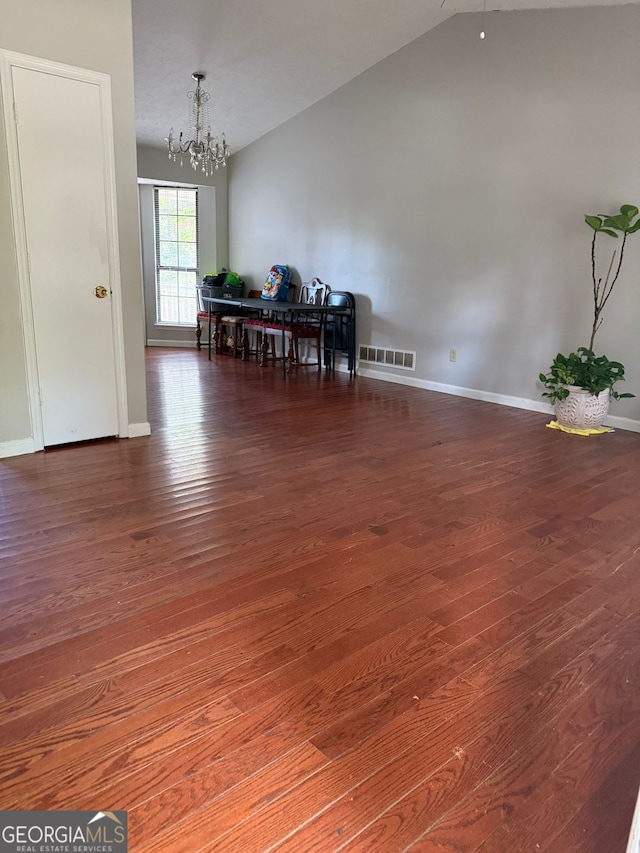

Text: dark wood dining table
xmin=202 ymin=296 xmax=348 ymax=379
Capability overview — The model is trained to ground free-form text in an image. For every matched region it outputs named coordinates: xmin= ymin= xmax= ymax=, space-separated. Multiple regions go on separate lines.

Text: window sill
xmin=155 ymin=322 xmax=195 ymax=329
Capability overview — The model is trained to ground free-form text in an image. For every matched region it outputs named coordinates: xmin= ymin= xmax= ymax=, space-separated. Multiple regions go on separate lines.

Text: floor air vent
xmin=359 ymin=346 xmax=415 ymax=371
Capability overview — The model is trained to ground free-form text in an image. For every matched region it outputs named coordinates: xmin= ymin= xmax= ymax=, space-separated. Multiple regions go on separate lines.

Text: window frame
xmin=153 ymin=185 xmax=199 ymax=326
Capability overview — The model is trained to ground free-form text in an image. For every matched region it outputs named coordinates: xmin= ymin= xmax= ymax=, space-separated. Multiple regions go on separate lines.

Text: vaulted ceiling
xmin=131 ymin=0 xmax=639 ymax=155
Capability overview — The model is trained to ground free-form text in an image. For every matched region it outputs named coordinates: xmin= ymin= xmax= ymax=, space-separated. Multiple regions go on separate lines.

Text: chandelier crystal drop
xmin=165 ymin=72 xmax=229 ymax=176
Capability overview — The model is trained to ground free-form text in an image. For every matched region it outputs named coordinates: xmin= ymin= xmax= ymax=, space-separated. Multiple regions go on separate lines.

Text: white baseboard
xmin=146 ymin=339 xmax=197 ymax=348
xmin=0 ymin=426 xmax=151 ymax=458
xmin=0 ymin=437 xmax=36 ymax=458
xmin=128 ymin=422 xmax=151 ymax=437
xmin=355 ymin=365 xmax=640 ymax=433
xmin=605 ymin=413 xmax=640 ymax=433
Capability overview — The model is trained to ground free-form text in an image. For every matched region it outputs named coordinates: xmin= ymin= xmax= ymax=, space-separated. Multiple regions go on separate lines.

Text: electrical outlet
xmin=449 ymin=348 xmax=457 ymax=362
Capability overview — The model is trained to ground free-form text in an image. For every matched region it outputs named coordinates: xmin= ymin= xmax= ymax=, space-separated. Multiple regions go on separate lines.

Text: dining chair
xmin=259 ymin=278 xmax=330 ymax=369
xmin=196 ymin=284 xmax=223 ymax=351
xmin=217 ymin=290 xmax=262 ymax=357
xmin=323 ymin=291 xmax=357 ymax=374
xmin=241 ymin=284 xmax=299 ymax=365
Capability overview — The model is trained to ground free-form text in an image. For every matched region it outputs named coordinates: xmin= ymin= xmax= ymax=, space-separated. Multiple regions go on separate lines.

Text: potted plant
xmin=539 ymin=204 xmax=639 ymax=429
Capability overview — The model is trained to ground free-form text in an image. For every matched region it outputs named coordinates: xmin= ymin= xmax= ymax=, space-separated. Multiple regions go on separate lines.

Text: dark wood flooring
xmin=1 ymin=347 xmax=639 ymax=852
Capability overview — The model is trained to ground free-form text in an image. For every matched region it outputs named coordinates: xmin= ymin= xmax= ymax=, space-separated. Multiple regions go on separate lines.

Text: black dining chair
xmin=323 ymin=291 xmax=356 ymax=375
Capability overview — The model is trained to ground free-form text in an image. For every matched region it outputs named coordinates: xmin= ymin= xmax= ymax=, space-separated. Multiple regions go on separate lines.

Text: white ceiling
xmin=131 ymin=0 xmax=639 ymax=155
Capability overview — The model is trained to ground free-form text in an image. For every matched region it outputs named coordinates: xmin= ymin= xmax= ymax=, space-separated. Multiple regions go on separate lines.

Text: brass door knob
xmin=95 ymin=285 xmax=108 ymax=298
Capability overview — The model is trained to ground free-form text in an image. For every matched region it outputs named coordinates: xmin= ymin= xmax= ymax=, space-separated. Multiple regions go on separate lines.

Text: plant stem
xmin=599 ymin=234 xmax=626 ymax=317
xmin=589 ymin=232 xmax=599 ymax=350
xmin=591 ymin=231 xmax=598 ymax=306
xmin=589 ymin=234 xmax=625 ymax=351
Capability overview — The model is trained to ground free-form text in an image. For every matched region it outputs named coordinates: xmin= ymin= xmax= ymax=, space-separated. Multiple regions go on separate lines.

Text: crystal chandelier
xmin=165 ymin=72 xmax=229 ymax=176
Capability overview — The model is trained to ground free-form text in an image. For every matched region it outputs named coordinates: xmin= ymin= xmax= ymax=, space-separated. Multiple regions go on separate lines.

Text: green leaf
xmin=584 ymin=215 xmax=603 ymax=231
xmin=602 ymin=215 xmax=627 ymax=231
xmin=627 ymin=220 xmax=640 ymax=233
xmin=620 ymin=204 xmax=639 ymax=219
xmin=600 ymin=229 xmax=619 ymax=237
xmin=540 ymin=348 xmax=634 ymax=400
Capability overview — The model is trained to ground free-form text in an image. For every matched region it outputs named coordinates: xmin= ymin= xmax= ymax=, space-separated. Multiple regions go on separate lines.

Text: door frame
xmin=0 ymin=49 xmax=129 ymax=450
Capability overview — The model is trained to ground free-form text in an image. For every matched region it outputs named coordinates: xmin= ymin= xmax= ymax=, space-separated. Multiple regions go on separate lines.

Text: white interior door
xmin=11 ymin=64 xmax=120 ymax=446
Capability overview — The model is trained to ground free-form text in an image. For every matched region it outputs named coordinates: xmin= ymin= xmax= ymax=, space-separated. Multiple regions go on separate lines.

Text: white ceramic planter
xmin=554 ymin=386 xmax=610 ymax=430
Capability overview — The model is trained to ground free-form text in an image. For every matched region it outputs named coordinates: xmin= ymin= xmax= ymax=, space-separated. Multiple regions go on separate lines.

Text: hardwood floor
xmin=1 ymin=347 xmax=639 ymax=852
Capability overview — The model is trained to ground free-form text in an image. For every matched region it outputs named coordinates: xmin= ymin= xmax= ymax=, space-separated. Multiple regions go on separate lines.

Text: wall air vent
xmin=359 ymin=346 xmax=415 ymax=371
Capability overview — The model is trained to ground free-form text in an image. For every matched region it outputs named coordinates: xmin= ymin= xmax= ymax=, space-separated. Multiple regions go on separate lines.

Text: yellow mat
xmin=546 ymin=420 xmax=614 ymax=436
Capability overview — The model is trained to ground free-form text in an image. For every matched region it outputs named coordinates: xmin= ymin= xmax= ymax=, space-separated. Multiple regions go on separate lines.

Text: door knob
xmin=95 ymin=285 xmax=108 ymax=298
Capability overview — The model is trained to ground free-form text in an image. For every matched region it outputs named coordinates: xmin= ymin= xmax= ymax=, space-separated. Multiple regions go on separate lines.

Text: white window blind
xmin=154 ymin=186 xmax=198 ymax=325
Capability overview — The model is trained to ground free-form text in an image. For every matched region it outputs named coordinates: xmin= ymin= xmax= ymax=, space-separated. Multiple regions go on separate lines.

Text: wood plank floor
xmin=1 ymin=347 xmax=639 ymax=852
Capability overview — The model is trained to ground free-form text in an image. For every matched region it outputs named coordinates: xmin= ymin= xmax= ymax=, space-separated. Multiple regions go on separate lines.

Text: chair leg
xmin=288 ymin=335 xmax=322 ymax=369
xmin=196 ymin=317 xmax=202 ymax=350
xmin=259 ymin=333 xmax=269 ymax=367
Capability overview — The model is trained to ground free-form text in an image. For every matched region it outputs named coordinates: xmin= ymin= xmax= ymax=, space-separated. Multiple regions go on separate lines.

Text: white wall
xmin=229 ymin=6 xmax=640 ymax=427
xmin=0 ymin=0 xmax=147 ymax=447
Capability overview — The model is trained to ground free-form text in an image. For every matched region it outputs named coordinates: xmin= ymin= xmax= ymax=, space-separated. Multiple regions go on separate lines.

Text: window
xmin=154 ymin=186 xmax=198 ymax=325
